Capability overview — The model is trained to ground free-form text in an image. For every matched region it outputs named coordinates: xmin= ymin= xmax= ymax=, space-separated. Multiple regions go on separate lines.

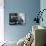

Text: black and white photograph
xmin=9 ymin=13 xmax=25 ymax=25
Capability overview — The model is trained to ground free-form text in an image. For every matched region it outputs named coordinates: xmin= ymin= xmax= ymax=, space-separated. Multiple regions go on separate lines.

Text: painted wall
xmin=0 ymin=0 xmax=4 ymax=42
xmin=4 ymin=0 xmax=40 ymax=42
xmin=40 ymin=0 xmax=46 ymax=27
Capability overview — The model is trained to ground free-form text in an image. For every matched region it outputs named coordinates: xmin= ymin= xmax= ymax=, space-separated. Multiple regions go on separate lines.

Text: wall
xmin=4 ymin=0 xmax=40 ymax=42
xmin=0 ymin=0 xmax=4 ymax=42
xmin=40 ymin=0 xmax=46 ymax=26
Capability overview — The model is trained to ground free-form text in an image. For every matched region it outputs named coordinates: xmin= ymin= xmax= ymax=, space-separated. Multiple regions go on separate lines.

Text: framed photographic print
xmin=9 ymin=13 xmax=25 ymax=25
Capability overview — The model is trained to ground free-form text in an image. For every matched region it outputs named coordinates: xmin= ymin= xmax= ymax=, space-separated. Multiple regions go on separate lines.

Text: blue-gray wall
xmin=4 ymin=0 xmax=40 ymax=42
xmin=40 ymin=0 xmax=46 ymax=27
